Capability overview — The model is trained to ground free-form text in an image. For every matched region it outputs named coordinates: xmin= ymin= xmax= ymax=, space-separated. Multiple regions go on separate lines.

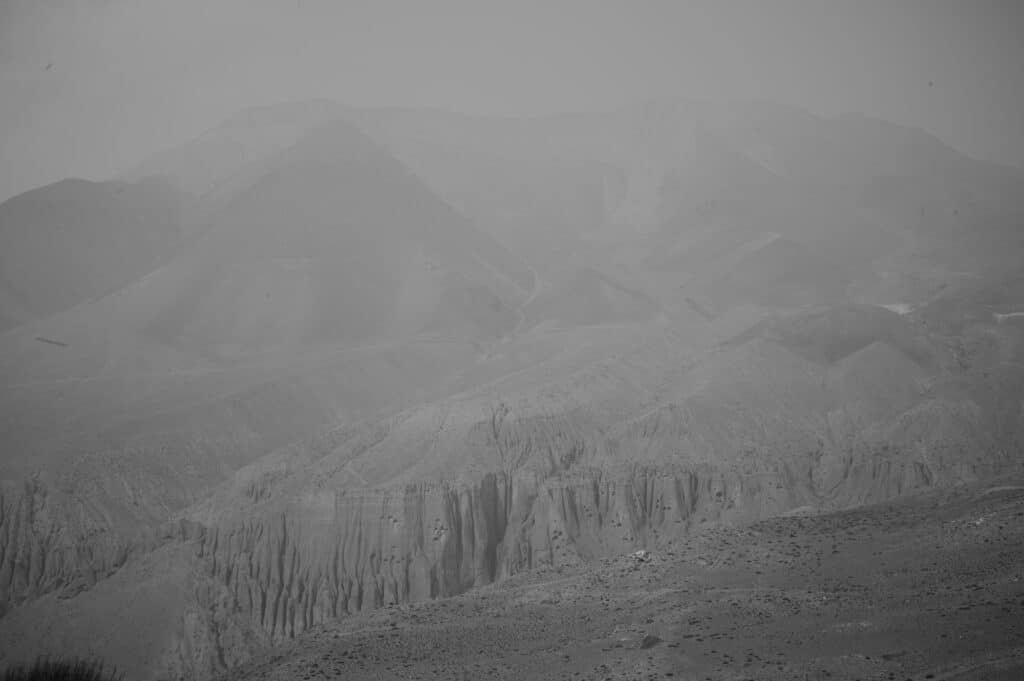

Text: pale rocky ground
xmin=218 ymin=478 xmax=1024 ymax=681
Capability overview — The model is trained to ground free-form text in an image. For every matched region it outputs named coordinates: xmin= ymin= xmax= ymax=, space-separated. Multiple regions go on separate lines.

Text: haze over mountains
xmin=1 ymin=98 xmax=1022 ymax=680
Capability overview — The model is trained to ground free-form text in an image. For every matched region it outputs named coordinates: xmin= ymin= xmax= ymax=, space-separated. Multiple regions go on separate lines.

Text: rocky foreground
xmin=218 ymin=477 xmax=1024 ymax=681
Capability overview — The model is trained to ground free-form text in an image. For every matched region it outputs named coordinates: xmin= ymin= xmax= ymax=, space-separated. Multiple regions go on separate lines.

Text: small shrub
xmin=1 ymin=657 xmax=123 ymax=681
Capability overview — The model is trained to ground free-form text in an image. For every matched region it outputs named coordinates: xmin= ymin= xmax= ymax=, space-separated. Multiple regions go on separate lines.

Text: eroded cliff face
xmin=2 ymin=400 xmax=1020 ymax=680
xmin=0 ymin=477 xmax=135 ymax=612
xmin=186 ymin=455 xmax=825 ymax=648
xmin=3 ymin=459 xmax=811 ymax=676
xmin=178 ymin=351 xmax=1024 ymax=658
xmin=0 ymin=435 xmax=250 ymax=613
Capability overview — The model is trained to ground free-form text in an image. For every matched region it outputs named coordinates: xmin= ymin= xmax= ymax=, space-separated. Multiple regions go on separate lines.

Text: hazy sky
xmin=1 ymin=0 xmax=1023 ymax=202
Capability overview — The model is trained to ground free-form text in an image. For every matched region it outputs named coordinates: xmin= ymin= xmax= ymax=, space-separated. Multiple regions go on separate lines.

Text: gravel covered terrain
xmin=221 ymin=478 xmax=1024 ymax=681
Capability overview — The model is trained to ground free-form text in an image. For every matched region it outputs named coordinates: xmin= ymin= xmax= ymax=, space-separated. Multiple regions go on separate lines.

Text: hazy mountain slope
xmin=521 ymin=266 xmax=661 ymax=330
xmin=6 ymin=295 xmax=1020 ymax=680
xmin=720 ymin=304 xmax=935 ymax=371
xmin=354 ymin=101 xmax=1023 ymax=309
xmin=3 ymin=99 xmax=1024 ymax=681
xmin=348 ymin=105 xmax=676 ymax=255
xmin=0 ymin=115 xmax=532 ymax=383
xmin=696 ymin=235 xmax=853 ymax=311
xmin=0 ymin=178 xmax=183 ymax=331
xmin=0 ymin=107 xmax=538 ymax=500
xmin=120 ymin=100 xmax=349 ymax=198
xmin=824 ymin=340 xmax=929 ymax=441
xmin=0 ymin=114 xmax=539 ymax=621
xmin=0 ymin=334 xmax=485 ymax=581
xmin=328 ymin=135 xmax=618 ymax=263
xmin=133 ymin=118 xmax=529 ymax=355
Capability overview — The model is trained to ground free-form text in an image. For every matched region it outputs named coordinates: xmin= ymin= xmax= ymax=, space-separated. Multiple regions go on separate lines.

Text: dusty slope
xmin=0 ymin=178 xmax=183 ymax=331
xmin=0 ymin=115 xmax=537 ymax=617
xmin=130 ymin=117 xmax=529 ymax=355
xmin=119 ymin=100 xmax=349 ymax=199
xmin=0 ymin=113 xmax=534 ymax=459
xmin=213 ymin=477 xmax=1024 ymax=681
xmin=122 ymin=99 xmax=1023 ymax=318
xmin=354 ymin=100 xmax=1024 ymax=316
xmin=520 ymin=266 xmax=661 ymax=330
xmin=4 ymin=298 xmax=1022 ymax=679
